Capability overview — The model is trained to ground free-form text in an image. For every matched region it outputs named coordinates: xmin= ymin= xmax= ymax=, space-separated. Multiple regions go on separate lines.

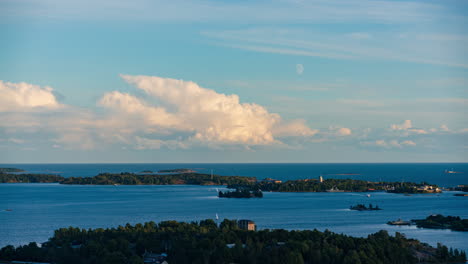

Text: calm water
xmin=0 ymin=163 xmax=467 ymax=253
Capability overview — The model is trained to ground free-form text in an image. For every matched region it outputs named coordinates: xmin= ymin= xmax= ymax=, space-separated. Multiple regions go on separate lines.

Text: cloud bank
xmin=0 ymin=81 xmax=62 ymax=112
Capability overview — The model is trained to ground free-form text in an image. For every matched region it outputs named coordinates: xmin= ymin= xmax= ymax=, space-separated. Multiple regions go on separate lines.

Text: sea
xmin=1 ymin=163 xmax=467 ymax=254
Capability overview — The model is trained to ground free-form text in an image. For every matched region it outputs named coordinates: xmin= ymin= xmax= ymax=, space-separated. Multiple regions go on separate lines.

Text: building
xmin=262 ymin=178 xmax=282 ymax=184
xmin=143 ymin=252 xmax=168 ymax=264
xmin=238 ymin=219 xmax=256 ymax=231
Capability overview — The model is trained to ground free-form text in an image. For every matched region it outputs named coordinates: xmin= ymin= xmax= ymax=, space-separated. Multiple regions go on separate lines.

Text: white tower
xmin=319 ymin=175 xmax=324 ymax=183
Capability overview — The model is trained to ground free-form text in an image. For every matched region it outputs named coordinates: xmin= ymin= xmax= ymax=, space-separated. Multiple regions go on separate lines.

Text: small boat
xmin=215 ymin=213 xmax=219 ymax=220
xmin=4 ymin=209 xmax=12 ymax=212
xmin=445 ymin=169 xmax=462 ymax=174
xmin=387 ymin=218 xmax=411 ymax=225
xmin=366 ymin=194 xmax=371 ymax=198
xmin=454 ymin=193 xmax=468 ymax=197
xmin=326 ymin=186 xmax=344 ymax=192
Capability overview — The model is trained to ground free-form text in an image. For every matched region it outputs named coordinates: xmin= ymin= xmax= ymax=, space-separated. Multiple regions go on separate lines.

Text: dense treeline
xmin=412 ymin=215 xmax=468 ymax=231
xmin=0 ymin=173 xmax=441 ymax=195
xmin=229 ymin=179 xmax=438 ymax=193
xmin=61 ymin=173 xmax=256 ymax=186
xmin=0 ymin=173 xmax=64 ymax=183
xmin=0 ymin=219 xmax=465 ymax=264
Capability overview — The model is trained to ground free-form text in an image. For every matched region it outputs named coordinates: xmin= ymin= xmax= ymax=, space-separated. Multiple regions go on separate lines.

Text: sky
xmin=0 ymin=0 xmax=467 ymax=163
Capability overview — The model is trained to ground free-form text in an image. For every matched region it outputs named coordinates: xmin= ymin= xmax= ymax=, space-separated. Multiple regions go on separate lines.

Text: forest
xmin=412 ymin=215 xmax=468 ymax=231
xmin=0 ymin=173 xmax=64 ymax=183
xmin=0 ymin=219 xmax=465 ymax=264
xmin=228 ymin=179 xmax=438 ymax=193
xmin=0 ymin=172 xmax=255 ymax=186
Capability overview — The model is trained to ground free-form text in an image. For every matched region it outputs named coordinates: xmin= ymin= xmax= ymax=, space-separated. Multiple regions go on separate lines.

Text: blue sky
xmin=0 ymin=0 xmax=467 ymax=163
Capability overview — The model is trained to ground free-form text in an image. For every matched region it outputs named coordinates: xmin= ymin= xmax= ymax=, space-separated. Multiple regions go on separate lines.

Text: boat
xmin=387 ymin=219 xmax=411 ymax=225
xmin=366 ymin=194 xmax=371 ymax=198
xmin=445 ymin=169 xmax=462 ymax=174
xmin=326 ymin=186 xmax=344 ymax=192
xmin=215 ymin=213 xmax=219 ymax=220
xmin=454 ymin=193 xmax=468 ymax=197
xmin=4 ymin=209 xmax=12 ymax=212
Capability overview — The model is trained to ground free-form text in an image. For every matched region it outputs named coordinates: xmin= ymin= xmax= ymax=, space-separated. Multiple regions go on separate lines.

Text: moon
xmin=296 ymin=64 xmax=304 ymax=75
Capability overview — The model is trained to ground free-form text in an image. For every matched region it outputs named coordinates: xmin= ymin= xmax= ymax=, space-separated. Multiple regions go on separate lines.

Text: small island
xmin=157 ymin=168 xmax=195 ymax=173
xmin=387 ymin=219 xmax=411 ymax=226
xmin=218 ymin=188 xmax=263 ymax=198
xmin=0 ymin=219 xmax=465 ymax=264
xmin=350 ymin=204 xmax=382 ymax=211
xmin=412 ymin=214 xmax=468 ymax=231
xmin=140 ymin=170 xmax=153 ymax=173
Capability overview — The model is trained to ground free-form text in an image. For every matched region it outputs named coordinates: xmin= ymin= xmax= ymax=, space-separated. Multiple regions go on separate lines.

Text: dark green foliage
xmin=412 ymin=214 xmax=468 ymax=231
xmin=350 ymin=204 xmax=381 ymax=211
xmin=0 ymin=168 xmax=25 ymax=172
xmin=0 ymin=219 xmax=465 ymax=264
xmin=0 ymin=173 xmax=64 ymax=183
xmin=229 ymin=178 xmax=438 ymax=193
xmin=61 ymin=172 xmax=256 ymax=186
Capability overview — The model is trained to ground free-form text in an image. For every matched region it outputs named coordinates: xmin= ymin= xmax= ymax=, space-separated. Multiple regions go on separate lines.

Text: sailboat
xmin=216 ymin=213 xmax=219 ymax=220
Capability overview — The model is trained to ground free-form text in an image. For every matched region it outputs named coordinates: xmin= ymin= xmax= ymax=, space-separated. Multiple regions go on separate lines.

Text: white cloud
xmin=390 ymin=120 xmax=428 ymax=135
xmin=117 ymin=74 xmax=315 ymax=145
xmin=390 ymin=120 xmax=412 ymax=130
xmin=401 ymin=140 xmax=416 ymax=146
xmin=296 ymin=64 xmax=304 ymax=75
xmin=0 ymin=80 xmax=62 ymax=111
xmin=272 ymin=119 xmax=318 ymax=137
xmin=361 ymin=139 xmax=416 ymax=149
xmin=336 ymin=127 xmax=352 ymax=136
xmin=134 ymin=136 xmax=188 ymax=150
xmin=440 ymin=124 xmax=450 ymax=132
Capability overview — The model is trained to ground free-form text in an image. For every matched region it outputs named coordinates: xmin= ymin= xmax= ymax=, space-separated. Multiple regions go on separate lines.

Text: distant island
xmin=158 ymin=168 xmax=195 ymax=173
xmin=0 ymin=167 xmax=24 ymax=173
xmin=0 ymin=172 xmax=444 ymax=195
xmin=140 ymin=170 xmax=153 ymax=173
xmin=228 ymin=178 xmax=441 ymax=194
xmin=0 ymin=219 xmax=465 ymax=264
xmin=412 ymin=215 xmax=468 ymax=232
xmin=0 ymin=171 xmax=255 ymax=186
xmin=0 ymin=173 xmax=63 ymax=183
xmin=350 ymin=203 xmax=382 ymax=211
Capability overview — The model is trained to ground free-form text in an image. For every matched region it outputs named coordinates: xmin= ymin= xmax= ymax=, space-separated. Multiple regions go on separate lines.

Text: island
xmin=0 ymin=219 xmax=465 ymax=264
xmin=140 ymin=170 xmax=153 ymax=173
xmin=157 ymin=168 xmax=196 ymax=173
xmin=412 ymin=214 xmax=468 ymax=231
xmin=0 ymin=173 xmax=63 ymax=183
xmin=0 ymin=173 xmax=444 ymax=196
xmin=218 ymin=188 xmax=263 ymax=198
xmin=350 ymin=203 xmax=382 ymax=211
xmin=228 ymin=178 xmax=441 ymax=194
xmin=387 ymin=219 xmax=411 ymax=225
xmin=0 ymin=167 xmax=25 ymax=173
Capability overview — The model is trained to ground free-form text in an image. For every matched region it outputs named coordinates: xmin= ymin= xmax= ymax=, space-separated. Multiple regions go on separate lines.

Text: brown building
xmin=238 ymin=219 xmax=256 ymax=231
